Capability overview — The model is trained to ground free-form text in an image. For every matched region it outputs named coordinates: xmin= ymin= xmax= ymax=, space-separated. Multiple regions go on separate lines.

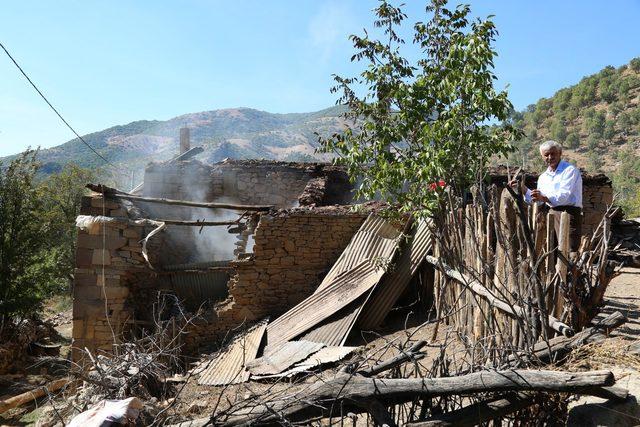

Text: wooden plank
xmin=555 ymin=211 xmax=571 ymax=318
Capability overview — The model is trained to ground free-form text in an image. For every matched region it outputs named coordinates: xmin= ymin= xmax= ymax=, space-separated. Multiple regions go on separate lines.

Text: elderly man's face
xmin=540 ymin=147 xmax=561 ymax=170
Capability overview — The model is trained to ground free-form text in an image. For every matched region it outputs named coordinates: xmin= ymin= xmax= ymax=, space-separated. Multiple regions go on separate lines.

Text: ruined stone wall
xmin=142 ymin=159 xmax=353 ymax=208
xmin=72 ymin=194 xmax=158 ymax=361
xmin=183 ymin=208 xmax=367 ymax=352
xmin=581 ymin=178 xmax=613 ymax=236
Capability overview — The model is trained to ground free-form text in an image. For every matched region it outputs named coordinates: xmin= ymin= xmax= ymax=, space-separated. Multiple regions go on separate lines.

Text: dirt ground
xmin=2 ymin=269 xmax=640 ymax=426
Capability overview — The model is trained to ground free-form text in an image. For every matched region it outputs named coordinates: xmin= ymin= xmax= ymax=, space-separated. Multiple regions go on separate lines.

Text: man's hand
xmin=531 ymin=189 xmax=549 ymax=203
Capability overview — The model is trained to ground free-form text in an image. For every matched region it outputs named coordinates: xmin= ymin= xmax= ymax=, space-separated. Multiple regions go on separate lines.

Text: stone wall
xmin=72 ymin=193 xmax=368 ymax=358
xmin=183 ymin=207 xmax=368 ymax=352
xmin=72 ymin=194 xmax=158 ymax=361
xmin=142 ymin=159 xmax=353 ymax=208
xmin=581 ymin=175 xmax=613 ymax=236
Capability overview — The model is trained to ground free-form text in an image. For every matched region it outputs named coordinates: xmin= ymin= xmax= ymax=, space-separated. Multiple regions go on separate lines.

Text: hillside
xmin=0 ymin=105 xmax=349 ymax=179
xmin=510 ymin=57 xmax=640 ymax=215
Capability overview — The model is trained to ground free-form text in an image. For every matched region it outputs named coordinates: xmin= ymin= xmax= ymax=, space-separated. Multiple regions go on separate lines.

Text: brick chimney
xmin=179 ymin=127 xmax=190 ymax=154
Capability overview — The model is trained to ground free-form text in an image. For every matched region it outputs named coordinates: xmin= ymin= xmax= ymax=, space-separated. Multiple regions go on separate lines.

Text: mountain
xmin=510 ymin=57 xmax=640 ymax=171
xmin=510 ymin=57 xmax=640 ymax=215
xmin=1 ymin=105 xmax=350 ymax=178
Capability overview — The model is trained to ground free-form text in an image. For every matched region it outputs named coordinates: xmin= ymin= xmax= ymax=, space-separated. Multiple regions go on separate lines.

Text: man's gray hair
xmin=539 ymin=140 xmax=562 ymax=153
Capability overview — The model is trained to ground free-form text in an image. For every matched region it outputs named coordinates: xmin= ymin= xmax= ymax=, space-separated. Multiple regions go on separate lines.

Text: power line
xmin=0 ymin=40 xmax=128 ymax=174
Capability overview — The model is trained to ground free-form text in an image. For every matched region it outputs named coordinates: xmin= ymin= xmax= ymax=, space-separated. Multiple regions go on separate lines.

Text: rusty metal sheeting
xmin=358 ymin=218 xmax=433 ymax=329
xmin=197 ymin=319 xmax=268 ymax=386
xmin=266 ymin=260 xmax=384 ymax=347
xmin=318 ymin=215 xmax=402 ymax=291
xmin=297 ymin=214 xmax=403 ymax=345
xmin=169 ymin=270 xmax=230 ymax=312
xmin=253 ymin=346 xmax=357 ymax=379
xmin=246 ymin=340 xmax=325 ymax=376
xmin=299 ymin=297 xmax=367 ymax=346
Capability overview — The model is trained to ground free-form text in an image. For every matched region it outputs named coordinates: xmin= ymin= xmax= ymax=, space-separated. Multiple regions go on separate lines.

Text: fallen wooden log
xmin=406 ymin=392 xmax=534 ymax=427
xmin=0 ymin=378 xmax=69 ymax=414
xmin=218 ymin=369 xmax=614 ymax=425
xmin=87 ymin=183 xmax=273 ymax=211
xmin=507 ymin=311 xmax=627 ymax=366
xmin=424 ymin=255 xmax=575 ymax=337
xmin=405 ymin=385 xmax=628 ymax=427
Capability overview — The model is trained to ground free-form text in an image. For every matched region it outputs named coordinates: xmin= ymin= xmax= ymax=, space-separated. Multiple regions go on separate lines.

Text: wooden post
xmin=555 ymin=211 xmax=570 ymax=319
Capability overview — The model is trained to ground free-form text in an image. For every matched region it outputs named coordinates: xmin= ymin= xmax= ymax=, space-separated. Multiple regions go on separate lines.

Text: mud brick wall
xmin=72 ymin=194 xmax=158 ymax=361
xmin=183 ymin=208 xmax=367 ymax=352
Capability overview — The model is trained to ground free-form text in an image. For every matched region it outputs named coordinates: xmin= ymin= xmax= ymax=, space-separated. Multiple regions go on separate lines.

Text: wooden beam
xmin=87 ymin=183 xmax=273 ymax=211
xmin=0 ymin=378 xmax=70 ymax=414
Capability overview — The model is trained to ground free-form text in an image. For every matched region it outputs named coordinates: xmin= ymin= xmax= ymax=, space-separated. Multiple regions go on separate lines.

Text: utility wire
xmin=0 ymin=40 xmax=129 ymax=174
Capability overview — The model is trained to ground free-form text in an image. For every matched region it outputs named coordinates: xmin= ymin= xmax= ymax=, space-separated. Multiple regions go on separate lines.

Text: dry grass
xmin=563 ymin=337 xmax=640 ymax=371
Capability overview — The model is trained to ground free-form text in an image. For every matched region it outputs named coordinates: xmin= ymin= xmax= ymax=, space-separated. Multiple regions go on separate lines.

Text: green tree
xmin=550 ymin=118 xmax=568 ymax=142
xmin=612 ymin=148 xmax=640 ymax=216
xmin=587 ymin=152 xmax=603 ymax=172
xmin=630 ymin=57 xmax=640 ymax=72
xmin=586 ymin=134 xmax=600 ymax=151
xmin=619 ymin=112 xmax=632 ymax=134
xmin=565 ymin=132 xmax=580 ymax=149
xmin=319 ymin=0 xmax=519 ymax=214
xmin=603 ymin=120 xmax=616 ymax=141
xmin=40 ymin=164 xmax=95 ymax=291
xmin=0 ymin=151 xmax=56 ymax=319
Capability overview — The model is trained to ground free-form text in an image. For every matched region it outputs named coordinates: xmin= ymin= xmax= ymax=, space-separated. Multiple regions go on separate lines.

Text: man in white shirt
xmin=511 ymin=140 xmax=583 ymax=251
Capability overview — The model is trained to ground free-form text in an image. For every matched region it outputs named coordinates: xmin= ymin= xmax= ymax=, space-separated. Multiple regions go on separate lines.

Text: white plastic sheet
xmin=67 ymin=397 xmax=144 ymax=427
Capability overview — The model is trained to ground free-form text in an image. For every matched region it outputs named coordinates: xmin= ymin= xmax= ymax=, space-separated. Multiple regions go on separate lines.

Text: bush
xmin=0 ymin=152 xmax=94 ymax=320
xmin=630 ymin=57 xmax=640 ymax=72
xmin=0 ymin=151 xmax=54 ymax=318
xmin=565 ymin=132 xmax=580 ymax=149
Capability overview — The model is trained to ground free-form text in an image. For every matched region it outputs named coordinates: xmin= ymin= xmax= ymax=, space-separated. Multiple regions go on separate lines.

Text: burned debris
xmin=50 ymin=155 xmax=631 ymax=425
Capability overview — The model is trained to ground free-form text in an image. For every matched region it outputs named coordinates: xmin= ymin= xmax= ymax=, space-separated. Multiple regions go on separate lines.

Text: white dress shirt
xmin=525 ymin=160 xmax=583 ymax=208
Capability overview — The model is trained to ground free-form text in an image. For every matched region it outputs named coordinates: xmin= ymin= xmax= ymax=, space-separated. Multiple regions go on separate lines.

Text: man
xmin=510 ymin=140 xmax=583 ymax=251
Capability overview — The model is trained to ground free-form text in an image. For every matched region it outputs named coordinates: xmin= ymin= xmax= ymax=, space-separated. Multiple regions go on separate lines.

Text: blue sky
xmin=1 ymin=0 xmax=639 ymax=157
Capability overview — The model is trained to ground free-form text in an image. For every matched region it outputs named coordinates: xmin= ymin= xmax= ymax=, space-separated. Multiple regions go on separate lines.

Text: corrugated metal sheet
xmin=318 ymin=215 xmax=402 ymax=290
xmin=253 ymin=346 xmax=357 ymax=379
xmin=298 ymin=214 xmax=403 ymax=345
xmin=358 ymin=218 xmax=433 ymax=329
xmin=164 ymin=261 xmax=231 ymax=311
xmin=266 ymin=260 xmax=384 ymax=347
xmin=246 ymin=340 xmax=325 ymax=376
xmin=197 ymin=319 xmax=268 ymax=386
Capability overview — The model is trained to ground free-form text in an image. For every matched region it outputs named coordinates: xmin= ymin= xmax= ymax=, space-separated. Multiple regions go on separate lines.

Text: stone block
xmin=77 ymin=234 xmax=127 ymax=250
xmin=75 ymin=248 xmax=93 ymax=267
xmin=92 ymin=249 xmax=112 ymax=266
xmin=91 ymin=198 xmax=120 ymax=210
xmin=123 ymin=228 xmax=141 ymax=239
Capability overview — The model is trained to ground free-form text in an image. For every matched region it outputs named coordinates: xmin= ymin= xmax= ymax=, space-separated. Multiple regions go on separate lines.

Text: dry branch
xmin=217 ymin=369 xmax=614 ymax=425
xmin=508 ymin=311 xmax=627 ymax=366
xmin=424 ymin=255 xmax=574 ymax=337
xmin=357 ymin=340 xmax=427 ymax=377
xmin=406 ymin=392 xmax=534 ymax=427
